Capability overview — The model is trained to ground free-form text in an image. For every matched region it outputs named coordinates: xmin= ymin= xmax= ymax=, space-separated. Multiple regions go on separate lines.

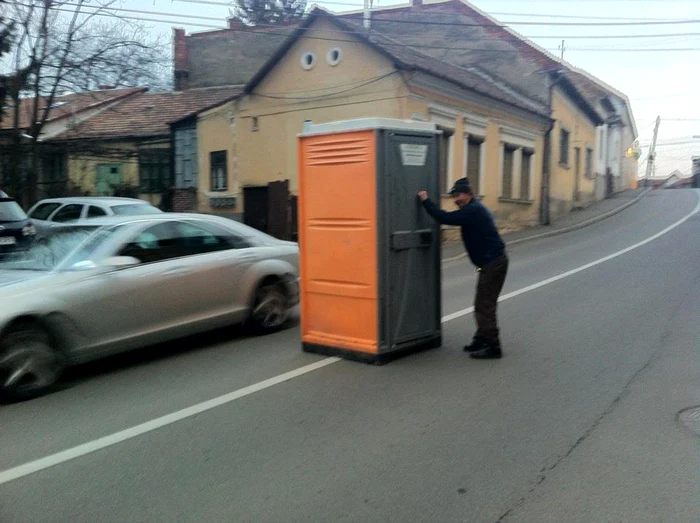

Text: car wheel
xmin=0 ymin=324 xmax=64 ymax=401
xmin=250 ymin=283 xmax=290 ymax=334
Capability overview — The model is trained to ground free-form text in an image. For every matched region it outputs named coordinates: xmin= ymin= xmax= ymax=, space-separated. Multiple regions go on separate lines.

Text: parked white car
xmin=27 ymin=197 xmax=162 ymax=238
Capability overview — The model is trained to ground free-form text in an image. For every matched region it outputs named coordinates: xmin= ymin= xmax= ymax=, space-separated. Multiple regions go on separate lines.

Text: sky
xmin=16 ymin=0 xmax=700 ymax=177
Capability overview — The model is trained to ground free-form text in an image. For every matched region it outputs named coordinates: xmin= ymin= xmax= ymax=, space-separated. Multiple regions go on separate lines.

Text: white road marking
xmin=0 ymin=357 xmax=340 ymax=486
xmin=0 ymin=191 xmax=697 ymax=487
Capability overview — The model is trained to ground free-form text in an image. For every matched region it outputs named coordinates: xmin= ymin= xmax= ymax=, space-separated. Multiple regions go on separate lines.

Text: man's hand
xmin=417 ymin=191 xmax=429 ymax=202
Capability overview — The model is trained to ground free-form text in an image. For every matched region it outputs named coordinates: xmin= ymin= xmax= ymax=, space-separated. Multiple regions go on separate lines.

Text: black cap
xmin=449 ymin=177 xmax=472 ymax=195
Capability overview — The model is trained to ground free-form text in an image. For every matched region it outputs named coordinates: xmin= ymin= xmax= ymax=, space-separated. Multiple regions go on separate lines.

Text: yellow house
xmin=193 ymin=10 xmax=556 ymax=235
xmin=549 ymin=76 xmax=604 ymax=219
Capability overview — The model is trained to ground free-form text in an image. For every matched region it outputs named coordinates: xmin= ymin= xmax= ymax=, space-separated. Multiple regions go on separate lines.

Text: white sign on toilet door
xmin=399 ymin=144 xmax=429 ymax=167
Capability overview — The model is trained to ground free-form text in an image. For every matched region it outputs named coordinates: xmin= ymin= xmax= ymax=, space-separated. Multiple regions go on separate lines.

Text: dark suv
xmin=0 ymin=192 xmax=36 ymax=256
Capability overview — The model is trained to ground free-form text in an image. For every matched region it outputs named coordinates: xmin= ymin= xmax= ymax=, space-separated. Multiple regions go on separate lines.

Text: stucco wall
xmin=234 ymin=18 xmax=406 ymax=212
xmin=403 ymin=92 xmax=546 ymax=236
xmin=195 ymin=104 xmax=238 ymax=215
xmin=550 ymin=88 xmax=598 ymax=219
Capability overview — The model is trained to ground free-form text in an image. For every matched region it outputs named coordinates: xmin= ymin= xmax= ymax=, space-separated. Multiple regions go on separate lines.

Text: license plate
xmin=0 ymin=237 xmax=16 ymax=245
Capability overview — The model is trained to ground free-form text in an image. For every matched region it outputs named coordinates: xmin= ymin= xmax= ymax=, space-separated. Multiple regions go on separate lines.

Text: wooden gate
xmin=267 ymin=180 xmax=290 ymax=240
xmin=243 ymin=180 xmax=296 ymax=241
xmin=243 ymin=186 xmax=268 ymax=233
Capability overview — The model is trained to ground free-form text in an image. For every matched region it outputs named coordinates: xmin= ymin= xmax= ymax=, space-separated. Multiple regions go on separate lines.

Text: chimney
xmin=410 ymin=0 xmax=423 ymax=5
xmin=173 ymin=28 xmax=190 ymax=91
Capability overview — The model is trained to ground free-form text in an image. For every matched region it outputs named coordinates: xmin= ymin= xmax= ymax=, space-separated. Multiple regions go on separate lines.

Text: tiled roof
xmin=338 ymin=4 xmax=552 ymax=107
xmin=52 ymin=86 xmax=243 ymax=141
xmin=246 ymin=10 xmax=550 ymax=117
xmin=338 ymin=1 xmax=628 ymax=128
xmin=349 ymin=25 xmax=550 ymax=116
xmin=0 ymin=88 xmax=145 ymax=130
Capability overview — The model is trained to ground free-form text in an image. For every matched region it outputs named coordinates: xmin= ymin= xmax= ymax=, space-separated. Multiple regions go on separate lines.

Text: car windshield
xmin=0 ymin=225 xmax=121 ymax=271
xmin=111 ymin=204 xmax=162 ymax=215
xmin=0 ymin=199 xmax=28 ymax=222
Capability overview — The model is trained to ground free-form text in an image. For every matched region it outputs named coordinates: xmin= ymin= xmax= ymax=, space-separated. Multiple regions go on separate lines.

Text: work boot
xmin=463 ymin=338 xmax=488 ymax=353
xmin=469 ymin=342 xmax=502 ymax=359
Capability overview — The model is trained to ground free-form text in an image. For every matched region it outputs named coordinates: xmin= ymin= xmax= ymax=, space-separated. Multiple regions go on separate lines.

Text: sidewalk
xmin=441 ymin=188 xmax=650 ymax=262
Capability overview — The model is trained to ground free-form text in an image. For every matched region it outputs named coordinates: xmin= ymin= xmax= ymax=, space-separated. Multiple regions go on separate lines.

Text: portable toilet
xmin=297 ymin=118 xmax=442 ymax=364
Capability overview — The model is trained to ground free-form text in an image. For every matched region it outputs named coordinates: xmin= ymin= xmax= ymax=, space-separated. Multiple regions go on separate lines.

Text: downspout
xmin=540 ymin=71 xmax=564 ymax=226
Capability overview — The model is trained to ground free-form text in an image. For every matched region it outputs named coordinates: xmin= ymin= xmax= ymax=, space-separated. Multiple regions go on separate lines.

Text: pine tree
xmin=232 ymin=0 xmax=306 ymax=26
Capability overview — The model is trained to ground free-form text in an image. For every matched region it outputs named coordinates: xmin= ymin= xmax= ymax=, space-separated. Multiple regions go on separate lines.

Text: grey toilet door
xmin=384 ymin=132 xmax=440 ymax=348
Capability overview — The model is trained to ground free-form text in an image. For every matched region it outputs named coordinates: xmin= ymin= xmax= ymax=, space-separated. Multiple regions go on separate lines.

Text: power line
xmin=30 ymin=3 xmax=700 ymax=53
xmin=473 ymin=0 xmax=700 ymax=2
xmin=239 ymin=93 xmax=407 ymax=118
xmin=254 ymin=70 xmax=400 ymax=99
xmin=640 ymin=142 xmax=695 ymax=148
xmin=476 ymin=12 xmax=696 ymax=22
xmin=566 ymin=47 xmax=700 ymax=51
xmin=0 ymin=5 xmax=562 ymax=53
xmin=534 ymin=32 xmax=700 ymax=40
xmin=51 ymin=2 xmax=700 ymax=39
xmin=169 ymin=0 xmax=700 ymax=26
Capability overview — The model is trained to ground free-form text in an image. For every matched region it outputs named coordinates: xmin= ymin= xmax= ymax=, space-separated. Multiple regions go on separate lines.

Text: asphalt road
xmin=1 ymin=189 xmax=699 ymax=522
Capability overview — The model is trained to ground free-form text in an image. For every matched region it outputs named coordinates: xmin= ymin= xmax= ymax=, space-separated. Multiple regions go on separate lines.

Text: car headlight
xmin=22 ymin=224 xmax=36 ymax=236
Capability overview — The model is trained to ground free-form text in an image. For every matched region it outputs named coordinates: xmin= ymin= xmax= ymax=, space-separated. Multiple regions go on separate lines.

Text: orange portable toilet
xmin=297 ymin=118 xmax=442 ymax=364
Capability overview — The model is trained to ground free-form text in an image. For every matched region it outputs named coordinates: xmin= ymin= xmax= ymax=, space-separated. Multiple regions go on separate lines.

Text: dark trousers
xmin=474 ymin=254 xmax=509 ymax=345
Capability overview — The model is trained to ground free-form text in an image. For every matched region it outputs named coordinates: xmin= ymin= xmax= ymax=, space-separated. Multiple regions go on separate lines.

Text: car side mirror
xmin=99 ymin=256 xmax=140 ymax=270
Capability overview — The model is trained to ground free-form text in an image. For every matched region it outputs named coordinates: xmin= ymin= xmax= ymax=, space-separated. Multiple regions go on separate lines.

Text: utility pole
xmin=558 ymin=40 xmax=566 ymax=60
xmin=363 ymin=0 xmax=372 ymax=29
xmin=645 ymin=116 xmax=661 ymax=186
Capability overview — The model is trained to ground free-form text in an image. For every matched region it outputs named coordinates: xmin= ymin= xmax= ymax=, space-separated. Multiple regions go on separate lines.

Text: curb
xmin=441 ymin=188 xmax=652 ymax=263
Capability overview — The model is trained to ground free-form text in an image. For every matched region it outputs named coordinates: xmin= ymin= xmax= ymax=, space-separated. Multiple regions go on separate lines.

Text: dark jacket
xmin=422 ymin=198 xmax=505 ymax=268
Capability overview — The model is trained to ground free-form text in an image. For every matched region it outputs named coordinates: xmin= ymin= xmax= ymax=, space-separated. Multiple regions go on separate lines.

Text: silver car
xmin=0 ymin=214 xmax=299 ymax=400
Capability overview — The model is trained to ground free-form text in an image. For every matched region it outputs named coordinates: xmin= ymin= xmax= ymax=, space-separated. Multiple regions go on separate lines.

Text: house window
xmin=500 ymin=143 xmax=534 ymax=202
xmin=521 ymin=149 xmax=533 ymax=200
xmin=210 ymin=151 xmax=228 ymax=191
xmin=42 ymin=153 xmax=65 ymax=184
xmin=95 ymin=164 xmax=122 ymax=196
xmin=466 ymin=137 xmax=483 ymax=197
xmin=501 ymin=145 xmax=515 ymax=199
xmin=438 ymin=129 xmax=454 ymax=195
xmin=559 ymin=128 xmax=570 ymax=167
xmin=326 ymin=47 xmax=342 ymax=66
xmin=300 ymin=52 xmax=316 ymax=70
xmin=139 ymin=150 xmax=171 ymax=194
xmin=174 ymin=126 xmax=197 ymax=189
xmin=585 ymin=147 xmax=593 ymax=178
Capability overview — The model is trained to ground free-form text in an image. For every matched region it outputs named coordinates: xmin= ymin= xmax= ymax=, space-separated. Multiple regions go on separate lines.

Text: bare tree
xmin=0 ymin=0 xmax=17 ymax=123
xmin=0 ymin=0 xmax=170 ymax=205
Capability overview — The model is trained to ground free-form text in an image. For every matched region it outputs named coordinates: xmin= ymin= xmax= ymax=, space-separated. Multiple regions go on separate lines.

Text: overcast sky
xmin=74 ymin=0 xmax=700 ymax=177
